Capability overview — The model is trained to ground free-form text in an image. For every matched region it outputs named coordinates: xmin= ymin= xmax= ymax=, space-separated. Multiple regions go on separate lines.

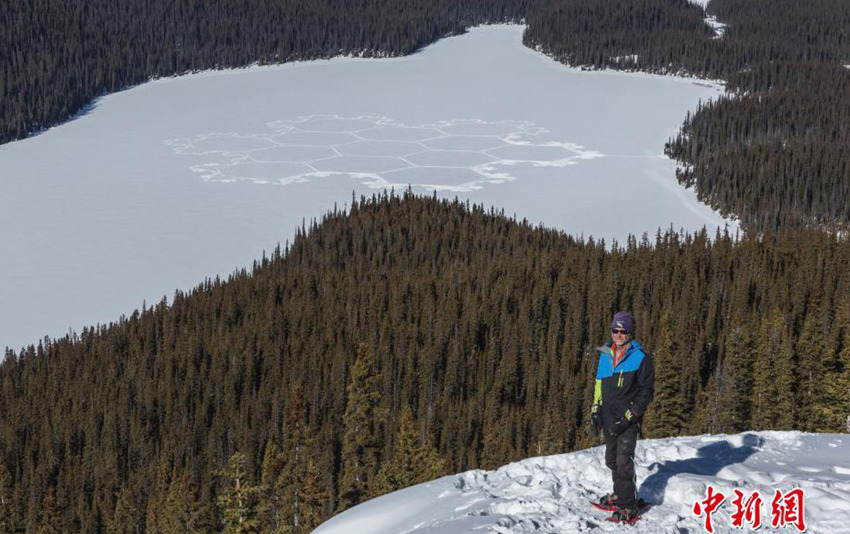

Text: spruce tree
xmin=258 ymin=441 xmax=283 ymax=533
xmin=818 ymin=302 xmax=850 ymax=431
xmin=35 ymin=487 xmax=61 ymax=534
xmin=774 ymin=327 xmax=799 ymax=429
xmin=144 ymin=461 xmax=169 ymax=534
xmin=752 ymin=312 xmax=797 ymax=429
xmin=752 ymin=317 xmax=779 ymax=430
xmin=161 ymin=469 xmax=194 ymax=534
xmin=480 ymin=403 xmax=504 ymax=471
xmin=106 ymin=487 xmax=141 ymax=534
xmin=714 ymin=320 xmax=754 ymax=432
xmin=338 ymin=343 xmax=385 ymax=511
xmin=191 ymin=483 xmax=221 ymax=534
xmin=278 ymin=386 xmax=314 ymax=533
xmin=218 ymin=452 xmax=261 ymax=534
xmin=828 ymin=335 xmax=850 ymax=432
xmin=0 ymin=461 xmax=19 ymax=534
xmin=690 ymin=372 xmax=716 ymax=435
xmin=533 ymin=410 xmax=564 ymax=457
xmin=796 ymin=303 xmax=827 ymax=431
xmin=298 ymin=458 xmax=326 ymax=533
xmin=369 ymin=406 xmax=445 ymax=497
xmin=643 ymin=312 xmax=684 ymax=438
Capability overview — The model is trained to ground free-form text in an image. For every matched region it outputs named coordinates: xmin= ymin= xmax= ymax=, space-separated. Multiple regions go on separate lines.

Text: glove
xmin=590 ymin=404 xmax=602 ymax=437
xmin=610 ymin=408 xmax=637 ymax=437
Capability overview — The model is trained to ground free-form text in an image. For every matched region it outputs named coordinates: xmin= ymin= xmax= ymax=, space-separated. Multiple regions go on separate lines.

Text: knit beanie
xmin=611 ymin=311 xmax=635 ymax=335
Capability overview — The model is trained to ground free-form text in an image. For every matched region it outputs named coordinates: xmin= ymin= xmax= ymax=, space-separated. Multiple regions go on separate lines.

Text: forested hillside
xmin=666 ymin=62 xmax=850 ymax=229
xmin=2 ymin=192 xmax=849 ymax=532
xmin=524 ymin=0 xmax=850 ymax=230
xmin=525 ymin=0 xmax=850 ymax=77
xmin=0 ymin=0 xmax=525 ymax=144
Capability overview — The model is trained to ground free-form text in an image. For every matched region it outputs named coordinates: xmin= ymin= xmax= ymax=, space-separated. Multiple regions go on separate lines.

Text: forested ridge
xmin=1 ymin=193 xmax=849 ymax=532
xmin=666 ymin=62 xmax=850 ymax=229
xmin=524 ymin=0 xmax=850 ymax=230
xmin=0 ymin=0 xmax=525 ymax=144
xmin=525 ymin=0 xmax=850 ymax=77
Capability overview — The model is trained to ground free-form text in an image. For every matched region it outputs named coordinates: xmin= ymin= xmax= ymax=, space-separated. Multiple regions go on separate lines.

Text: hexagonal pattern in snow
xmin=170 ymin=116 xmax=604 ymax=190
xmin=181 ymin=152 xmax=249 ymax=166
xmin=383 ymin=167 xmax=486 ymax=187
xmin=437 ymin=121 xmax=522 ymax=136
xmin=404 ymin=151 xmax=495 ymax=167
xmin=192 ymin=135 xmax=278 ymax=154
xmin=294 ymin=117 xmax=378 ymax=132
xmin=226 ymin=161 xmax=313 ymax=180
xmin=311 ymin=156 xmax=409 ymax=173
xmin=422 ymin=135 xmax=507 ymax=151
xmin=272 ymin=131 xmax=360 ymax=146
xmin=487 ymin=145 xmax=574 ymax=162
xmin=251 ymin=145 xmax=336 ymax=162
xmin=337 ymin=141 xmax=424 ymax=157
xmin=356 ymin=127 xmax=444 ymax=142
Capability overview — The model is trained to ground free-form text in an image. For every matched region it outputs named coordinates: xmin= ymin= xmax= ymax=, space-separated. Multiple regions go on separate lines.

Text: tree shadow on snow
xmin=639 ymin=433 xmax=762 ymax=505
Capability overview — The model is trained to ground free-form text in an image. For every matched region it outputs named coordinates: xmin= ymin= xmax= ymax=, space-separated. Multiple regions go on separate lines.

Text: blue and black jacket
xmin=593 ymin=340 xmax=654 ymax=434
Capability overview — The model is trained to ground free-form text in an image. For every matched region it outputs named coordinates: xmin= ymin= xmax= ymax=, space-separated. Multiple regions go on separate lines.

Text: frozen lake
xmin=0 ymin=25 xmax=732 ymax=351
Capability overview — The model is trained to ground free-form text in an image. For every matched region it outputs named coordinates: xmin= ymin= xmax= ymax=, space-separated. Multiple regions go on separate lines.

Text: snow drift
xmin=314 ymin=431 xmax=850 ymax=533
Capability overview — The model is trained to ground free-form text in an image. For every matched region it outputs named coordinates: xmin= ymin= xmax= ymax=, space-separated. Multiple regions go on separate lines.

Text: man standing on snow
xmin=590 ymin=311 xmax=654 ymax=524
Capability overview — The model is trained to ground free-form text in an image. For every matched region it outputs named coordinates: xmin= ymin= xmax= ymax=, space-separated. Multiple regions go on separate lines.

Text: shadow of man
xmin=639 ymin=433 xmax=762 ymax=504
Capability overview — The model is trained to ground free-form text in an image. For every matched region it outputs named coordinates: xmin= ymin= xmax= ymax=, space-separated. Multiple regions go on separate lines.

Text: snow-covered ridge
xmin=315 ymin=431 xmax=850 ymax=533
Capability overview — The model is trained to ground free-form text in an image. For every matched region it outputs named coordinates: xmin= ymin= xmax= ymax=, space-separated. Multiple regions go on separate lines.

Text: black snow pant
xmin=604 ymin=422 xmax=639 ymax=510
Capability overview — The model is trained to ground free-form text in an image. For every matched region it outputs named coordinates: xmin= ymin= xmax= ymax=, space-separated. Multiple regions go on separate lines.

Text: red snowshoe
xmin=590 ymin=493 xmax=619 ymax=512
xmin=606 ymin=506 xmax=644 ymax=525
xmin=591 ymin=495 xmax=650 ymax=525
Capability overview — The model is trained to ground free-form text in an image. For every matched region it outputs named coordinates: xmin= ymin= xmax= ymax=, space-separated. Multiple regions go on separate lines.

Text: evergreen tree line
xmin=674 ymin=0 xmax=850 ymax=229
xmin=1 ymin=192 xmax=849 ymax=531
xmin=523 ymin=0 xmax=718 ymax=75
xmin=0 ymin=0 xmax=526 ymax=144
xmin=524 ymin=0 xmax=850 ymax=229
xmin=524 ymin=0 xmax=850 ymax=82
xmin=666 ymin=62 xmax=850 ymax=230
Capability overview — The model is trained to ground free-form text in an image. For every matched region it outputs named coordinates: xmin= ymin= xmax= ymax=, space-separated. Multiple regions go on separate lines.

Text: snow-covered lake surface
xmin=315 ymin=431 xmax=850 ymax=534
xmin=0 ymin=25 xmax=733 ymax=351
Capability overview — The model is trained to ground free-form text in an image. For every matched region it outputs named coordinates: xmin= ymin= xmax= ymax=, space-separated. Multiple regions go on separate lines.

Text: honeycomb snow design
xmin=165 ymin=116 xmax=604 ymax=192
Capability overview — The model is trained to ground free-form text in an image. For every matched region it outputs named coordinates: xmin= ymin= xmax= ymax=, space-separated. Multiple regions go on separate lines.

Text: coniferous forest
xmin=2 ymin=192 xmax=850 ymax=532
xmin=2 ymin=0 xmax=850 ymax=531
xmin=0 ymin=0 xmax=525 ymax=144
xmin=524 ymin=0 xmax=850 ymax=229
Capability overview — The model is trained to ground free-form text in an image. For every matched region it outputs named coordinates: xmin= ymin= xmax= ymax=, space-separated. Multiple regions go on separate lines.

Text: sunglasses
xmin=611 ymin=329 xmax=629 ymax=335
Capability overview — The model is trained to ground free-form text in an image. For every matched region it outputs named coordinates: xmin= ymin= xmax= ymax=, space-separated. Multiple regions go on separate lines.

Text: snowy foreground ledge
xmin=314 ymin=431 xmax=850 ymax=533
